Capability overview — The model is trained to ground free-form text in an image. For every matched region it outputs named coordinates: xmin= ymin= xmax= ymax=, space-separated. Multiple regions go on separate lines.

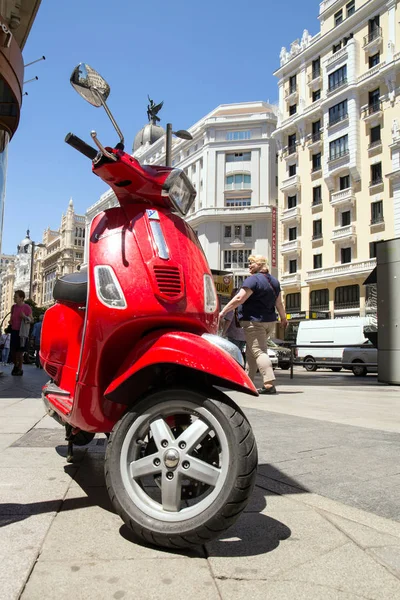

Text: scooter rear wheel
xmin=105 ymin=388 xmax=257 ymax=549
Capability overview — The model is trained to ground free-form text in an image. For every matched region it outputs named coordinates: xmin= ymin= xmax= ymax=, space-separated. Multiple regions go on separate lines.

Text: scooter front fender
xmin=104 ymin=330 xmax=258 ymax=401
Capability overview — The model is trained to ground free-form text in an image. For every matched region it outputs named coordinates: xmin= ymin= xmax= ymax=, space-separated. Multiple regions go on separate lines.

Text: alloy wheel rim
xmin=119 ymin=400 xmax=230 ymax=522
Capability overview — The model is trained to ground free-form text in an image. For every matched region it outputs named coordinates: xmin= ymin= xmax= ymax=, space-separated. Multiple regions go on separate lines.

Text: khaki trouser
xmin=241 ymin=321 xmax=276 ymax=384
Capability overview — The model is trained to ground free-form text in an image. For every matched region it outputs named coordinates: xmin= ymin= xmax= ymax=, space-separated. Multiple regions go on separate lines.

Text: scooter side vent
xmin=153 ymin=265 xmax=183 ymax=300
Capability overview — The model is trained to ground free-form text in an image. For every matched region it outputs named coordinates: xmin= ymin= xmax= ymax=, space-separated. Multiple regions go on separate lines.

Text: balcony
xmin=327 ymin=149 xmax=350 ymax=173
xmin=326 ymin=47 xmax=348 ymax=70
xmin=282 ymin=144 xmax=298 ymax=160
xmin=368 ymin=139 xmax=382 ymax=155
xmin=280 ymin=174 xmax=301 ymax=192
xmin=311 ymin=198 xmax=323 ymax=212
xmin=281 ymin=239 xmax=301 ymax=254
xmin=363 ymin=27 xmax=383 ymax=51
xmin=307 ymin=69 xmax=322 ymax=88
xmin=330 ymin=187 xmax=355 ymax=207
xmin=358 ymin=61 xmax=386 ymax=84
xmin=306 ymin=259 xmax=376 ymax=282
xmin=307 ymin=131 xmax=322 ymax=149
xmin=369 ymin=177 xmax=383 ymax=191
xmin=327 ymin=113 xmax=348 ymax=129
xmin=281 ymin=206 xmax=301 ymax=223
xmin=285 ymin=86 xmax=298 ymax=102
xmin=281 ymin=272 xmax=301 ymax=287
xmin=327 ymin=79 xmax=348 ymax=96
xmin=331 ymin=224 xmax=356 ymax=242
xmin=362 ymin=102 xmax=382 ymax=123
xmin=225 ymin=182 xmax=252 ymax=191
xmin=370 ymin=216 xmax=384 ymax=229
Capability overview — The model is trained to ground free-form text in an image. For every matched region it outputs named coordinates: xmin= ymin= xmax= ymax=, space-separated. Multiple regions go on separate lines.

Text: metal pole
xmin=290 ymin=346 xmax=294 ymax=380
xmin=29 ymin=242 xmax=35 ymax=300
xmin=165 ymin=123 xmax=173 ymax=167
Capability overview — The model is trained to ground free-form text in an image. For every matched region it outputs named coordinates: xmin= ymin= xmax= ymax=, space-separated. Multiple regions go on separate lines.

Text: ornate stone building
xmin=32 ymin=199 xmax=85 ymax=307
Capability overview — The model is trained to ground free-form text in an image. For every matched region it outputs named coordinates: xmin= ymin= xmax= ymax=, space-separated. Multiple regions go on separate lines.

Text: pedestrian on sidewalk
xmin=0 ymin=329 xmax=11 ymax=365
xmin=220 ymin=288 xmax=246 ymax=364
xmin=31 ymin=313 xmax=44 ymax=368
xmin=9 ymin=290 xmax=33 ymax=376
xmin=219 ymin=255 xmax=287 ymax=395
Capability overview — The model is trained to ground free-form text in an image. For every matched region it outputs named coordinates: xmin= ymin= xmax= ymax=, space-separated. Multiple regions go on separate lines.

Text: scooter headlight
xmin=162 ymin=169 xmax=196 ymax=215
xmin=94 ymin=265 xmax=126 ymax=309
xmin=204 ymin=274 xmax=218 ymax=313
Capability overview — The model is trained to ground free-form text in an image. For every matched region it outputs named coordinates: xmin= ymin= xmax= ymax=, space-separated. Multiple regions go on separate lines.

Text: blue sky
xmin=3 ymin=0 xmax=320 ymax=254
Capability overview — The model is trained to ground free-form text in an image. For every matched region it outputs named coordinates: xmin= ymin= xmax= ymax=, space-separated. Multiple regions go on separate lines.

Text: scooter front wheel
xmin=105 ymin=388 xmax=257 ymax=549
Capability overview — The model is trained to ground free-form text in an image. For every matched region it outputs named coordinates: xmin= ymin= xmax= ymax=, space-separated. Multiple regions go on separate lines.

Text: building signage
xmin=213 ymin=273 xmax=233 ymax=298
xmin=286 ymin=311 xmax=330 ymax=321
xmin=271 ymin=206 xmax=277 ymax=268
xmin=0 ymin=22 xmax=12 ymax=48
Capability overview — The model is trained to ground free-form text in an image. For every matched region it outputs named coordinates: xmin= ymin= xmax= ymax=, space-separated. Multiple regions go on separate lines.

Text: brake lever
xmin=90 ymin=130 xmax=117 ymax=162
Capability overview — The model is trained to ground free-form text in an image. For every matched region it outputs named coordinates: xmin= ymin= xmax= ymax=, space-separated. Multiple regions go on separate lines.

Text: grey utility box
xmin=377 ymin=237 xmax=400 ymax=384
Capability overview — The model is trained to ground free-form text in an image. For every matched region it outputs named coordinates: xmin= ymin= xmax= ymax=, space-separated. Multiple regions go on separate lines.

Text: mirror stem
xmin=92 ymin=88 xmax=124 ymax=146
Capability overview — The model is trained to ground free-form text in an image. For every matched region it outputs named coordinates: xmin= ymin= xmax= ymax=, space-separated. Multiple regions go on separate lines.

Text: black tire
xmin=279 ymin=364 xmax=290 ymax=370
xmin=105 ymin=388 xmax=257 ymax=549
xmin=304 ymin=357 xmax=317 ymax=372
xmin=330 ymin=367 xmax=342 ymax=372
xmin=352 ymin=361 xmax=367 ymax=377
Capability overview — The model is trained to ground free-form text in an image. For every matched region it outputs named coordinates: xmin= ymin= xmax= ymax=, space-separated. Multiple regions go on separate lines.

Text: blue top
xmin=32 ymin=321 xmax=42 ymax=344
xmin=238 ymin=273 xmax=281 ymax=323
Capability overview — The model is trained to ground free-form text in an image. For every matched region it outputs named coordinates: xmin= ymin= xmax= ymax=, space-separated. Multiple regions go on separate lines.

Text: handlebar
xmin=65 ymin=133 xmax=98 ymax=160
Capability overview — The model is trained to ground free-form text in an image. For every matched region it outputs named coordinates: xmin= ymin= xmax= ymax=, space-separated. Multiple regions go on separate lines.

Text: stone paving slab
xmin=0 ymin=513 xmax=55 ymax=600
xmin=39 ymin=483 xmax=204 ymax=563
xmin=215 ymin=579 xmax=360 ymax=600
xmin=206 ymin=507 xmax=348 ymax=580
xmin=282 ymin=542 xmax=400 ymax=600
xmin=21 ymin=559 xmax=220 ymax=600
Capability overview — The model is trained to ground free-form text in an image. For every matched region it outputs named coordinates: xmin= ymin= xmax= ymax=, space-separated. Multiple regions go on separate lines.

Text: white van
xmin=296 ymin=318 xmax=371 ymax=372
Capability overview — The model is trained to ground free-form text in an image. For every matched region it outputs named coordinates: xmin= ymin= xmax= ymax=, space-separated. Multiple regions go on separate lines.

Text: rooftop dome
xmin=17 ymin=230 xmax=32 ymax=254
xmin=133 ymin=122 xmax=165 ymax=153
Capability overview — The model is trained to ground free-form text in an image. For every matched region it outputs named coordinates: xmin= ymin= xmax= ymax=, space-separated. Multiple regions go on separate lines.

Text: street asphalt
xmin=1 ymin=364 xmax=400 ymax=599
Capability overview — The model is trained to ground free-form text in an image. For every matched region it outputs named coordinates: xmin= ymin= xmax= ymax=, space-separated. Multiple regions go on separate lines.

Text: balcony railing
xmin=281 ymin=273 xmax=301 ymax=286
xmin=280 ymin=175 xmax=300 ymax=191
xmin=327 ymin=78 xmax=348 ymax=94
xmin=310 ymin=303 xmax=329 ymax=312
xmin=308 ymin=132 xmax=322 ymax=145
xmin=362 ymin=101 xmax=382 ymax=119
xmin=368 ymin=139 xmax=382 ymax=150
xmin=312 ymin=198 xmax=322 ymax=207
xmin=225 ymin=182 xmax=252 ymax=191
xmin=328 ymin=113 xmax=348 ymax=127
xmin=312 ymin=233 xmax=323 ymax=241
xmin=331 ymin=224 xmax=356 ymax=241
xmin=312 ymin=163 xmax=322 ymax=172
xmin=285 ymin=86 xmax=298 ymax=98
xmin=328 ymin=149 xmax=349 ymax=162
xmin=281 ymin=206 xmax=301 ymax=222
xmin=330 ymin=188 xmax=355 ymax=206
xmin=369 ymin=177 xmax=383 ymax=187
xmin=334 ymin=300 xmax=360 ymax=310
xmin=307 ymin=69 xmax=321 ymax=85
xmin=363 ymin=27 xmax=383 ymax=48
xmin=281 ymin=239 xmax=301 ymax=253
xmin=306 ymin=259 xmax=376 ymax=282
xmin=370 ymin=216 xmax=384 ymax=225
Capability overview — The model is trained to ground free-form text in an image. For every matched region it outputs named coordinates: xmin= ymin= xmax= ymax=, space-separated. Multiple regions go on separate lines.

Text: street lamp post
xmin=165 ymin=123 xmax=193 ymax=167
xmin=29 ymin=241 xmax=46 ymax=300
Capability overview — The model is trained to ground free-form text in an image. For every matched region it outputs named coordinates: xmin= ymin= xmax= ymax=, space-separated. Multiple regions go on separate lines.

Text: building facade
xmin=273 ymin=0 xmax=400 ymax=337
xmin=0 ymin=0 xmax=42 ymax=251
xmin=86 ymin=102 xmax=278 ymax=288
xmin=32 ymin=199 xmax=85 ymax=307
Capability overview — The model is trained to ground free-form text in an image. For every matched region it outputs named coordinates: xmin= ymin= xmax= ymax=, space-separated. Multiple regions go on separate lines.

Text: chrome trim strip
xmin=146 ymin=209 xmax=169 ymax=259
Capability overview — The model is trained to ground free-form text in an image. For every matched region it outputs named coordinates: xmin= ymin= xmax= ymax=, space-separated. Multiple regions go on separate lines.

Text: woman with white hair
xmin=219 ymin=255 xmax=287 ymax=395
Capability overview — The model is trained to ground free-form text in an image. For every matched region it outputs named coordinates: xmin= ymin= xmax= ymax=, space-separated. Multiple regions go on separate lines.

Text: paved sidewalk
xmin=1 ymin=365 xmax=400 ymax=599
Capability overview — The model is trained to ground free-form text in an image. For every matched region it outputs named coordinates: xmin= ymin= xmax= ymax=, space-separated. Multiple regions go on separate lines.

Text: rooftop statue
xmin=147 ymin=96 xmax=164 ymax=124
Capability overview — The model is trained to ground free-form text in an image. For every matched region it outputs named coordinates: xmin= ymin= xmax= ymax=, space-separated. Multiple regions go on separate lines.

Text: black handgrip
xmin=65 ymin=133 xmax=98 ymax=160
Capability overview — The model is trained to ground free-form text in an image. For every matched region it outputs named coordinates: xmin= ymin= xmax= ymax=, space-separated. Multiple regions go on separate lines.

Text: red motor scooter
xmin=41 ymin=63 xmax=258 ymax=549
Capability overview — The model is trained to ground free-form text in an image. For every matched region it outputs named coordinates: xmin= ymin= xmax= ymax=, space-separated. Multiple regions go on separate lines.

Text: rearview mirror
xmin=70 ymin=63 xmax=110 ymax=107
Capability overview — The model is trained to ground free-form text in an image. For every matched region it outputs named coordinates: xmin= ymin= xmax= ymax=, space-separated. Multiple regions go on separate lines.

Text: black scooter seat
xmin=53 ymin=269 xmax=87 ymax=304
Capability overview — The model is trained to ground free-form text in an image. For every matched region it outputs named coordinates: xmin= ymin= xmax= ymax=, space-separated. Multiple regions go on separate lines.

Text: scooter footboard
xmin=104 ymin=330 xmax=258 ymax=403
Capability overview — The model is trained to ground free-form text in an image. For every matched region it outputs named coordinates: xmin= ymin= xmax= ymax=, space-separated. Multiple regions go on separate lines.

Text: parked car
xmin=268 ymin=339 xmax=291 ymax=369
xmin=242 ymin=346 xmax=278 ymax=368
xmin=296 ymin=318 xmax=372 ymax=372
xmin=342 ymin=342 xmax=378 ymax=376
